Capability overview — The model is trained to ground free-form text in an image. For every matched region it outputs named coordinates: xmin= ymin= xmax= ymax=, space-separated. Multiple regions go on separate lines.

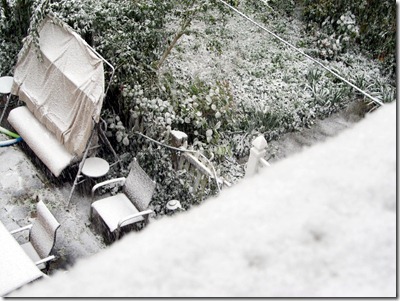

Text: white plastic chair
xmin=91 ymin=158 xmax=156 ymax=242
xmin=10 ymin=200 xmax=60 ymax=271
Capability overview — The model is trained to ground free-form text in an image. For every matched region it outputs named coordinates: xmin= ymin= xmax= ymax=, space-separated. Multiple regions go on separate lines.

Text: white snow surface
xmin=11 ymin=103 xmax=396 ymax=297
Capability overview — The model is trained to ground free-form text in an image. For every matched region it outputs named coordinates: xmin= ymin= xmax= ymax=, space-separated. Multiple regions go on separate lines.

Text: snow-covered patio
xmin=0 ymin=134 xmax=106 ymax=274
xmin=4 ymin=101 xmax=395 ymax=297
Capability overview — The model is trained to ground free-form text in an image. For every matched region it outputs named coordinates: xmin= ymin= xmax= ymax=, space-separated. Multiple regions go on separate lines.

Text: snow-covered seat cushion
xmin=91 ymin=193 xmax=144 ymax=233
xmin=20 ymin=242 xmax=46 ymax=271
xmin=7 ymin=106 xmax=75 ymax=177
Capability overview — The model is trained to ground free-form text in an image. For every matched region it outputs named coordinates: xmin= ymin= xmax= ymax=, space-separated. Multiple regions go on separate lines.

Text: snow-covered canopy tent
xmin=8 ymin=15 xmax=113 ymax=177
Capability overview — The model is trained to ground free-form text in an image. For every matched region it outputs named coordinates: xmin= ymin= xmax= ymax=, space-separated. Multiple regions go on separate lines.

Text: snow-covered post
xmin=170 ymin=130 xmax=188 ymax=170
xmin=245 ymin=135 xmax=269 ymax=178
xmin=170 ymin=130 xmax=188 ymax=148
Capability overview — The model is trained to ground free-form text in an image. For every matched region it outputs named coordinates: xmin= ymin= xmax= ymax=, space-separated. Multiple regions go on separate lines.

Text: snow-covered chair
xmin=7 ymin=15 xmax=114 ymax=179
xmin=91 ymin=158 xmax=156 ymax=243
xmin=10 ymin=200 xmax=60 ymax=271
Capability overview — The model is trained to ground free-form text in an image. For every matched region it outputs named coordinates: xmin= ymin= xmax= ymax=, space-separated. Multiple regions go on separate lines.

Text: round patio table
xmin=82 ymin=157 xmax=110 ymax=178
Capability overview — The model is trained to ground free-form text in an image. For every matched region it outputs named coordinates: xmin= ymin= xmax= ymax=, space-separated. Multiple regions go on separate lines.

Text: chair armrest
xmin=35 ymin=255 xmax=56 ymax=266
xmin=10 ymin=224 xmax=33 ymax=235
xmin=260 ymin=158 xmax=270 ymax=167
xmin=91 ymin=177 xmax=126 ymax=200
xmin=117 ymin=209 xmax=153 ymax=230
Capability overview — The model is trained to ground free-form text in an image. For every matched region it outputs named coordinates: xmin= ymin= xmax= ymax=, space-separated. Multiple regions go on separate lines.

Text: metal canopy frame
xmin=66 ymin=26 xmax=120 ymax=207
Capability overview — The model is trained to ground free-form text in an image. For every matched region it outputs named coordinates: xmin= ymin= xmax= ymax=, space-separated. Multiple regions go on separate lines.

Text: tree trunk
xmin=157 ymin=18 xmax=191 ymax=70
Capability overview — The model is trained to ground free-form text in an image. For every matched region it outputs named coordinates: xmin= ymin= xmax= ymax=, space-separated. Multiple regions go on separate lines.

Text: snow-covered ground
xmin=10 ymin=102 xmax=396 ymax=297
xmin=163 ymin=6 xmax=394 ymax=118
xmin=0 ymin=136 xmax=106 ymax=273
xmin=160 ymin=4 xmax=395 ymax=181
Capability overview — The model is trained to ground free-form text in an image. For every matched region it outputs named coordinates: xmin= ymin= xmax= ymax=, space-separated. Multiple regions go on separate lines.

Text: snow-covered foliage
xmin=0 ymin=0 xmax=33 ymax=75
xmin=302 ymin=0 xmax=395 ymax=74
xmin=0 ymin=0 xmax=396 ymax=216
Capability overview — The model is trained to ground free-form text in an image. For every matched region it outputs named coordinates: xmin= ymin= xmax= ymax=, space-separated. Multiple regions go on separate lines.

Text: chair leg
xmin=115 ymin=228 xmax=121 ymax=240
xmin=44 ymin=262 xmax=50 ymax=274
xmin=0 ymin=94 xmax=11 ymax=125
xmin=67 ymin=125 xmax=96 ymax=207
xmin=90 ymin=207 xmax=115 ymax=245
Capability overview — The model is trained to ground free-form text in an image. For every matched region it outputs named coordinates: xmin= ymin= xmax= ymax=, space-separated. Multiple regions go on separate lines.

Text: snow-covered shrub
xmin=312 ymin=11 xmax=359 ymax=60
xmin=173 ymin=80 xmax=236 ymax=145
xmin=0 ymin=37 xmax=19 ymax=75
xmin=135 ymin=146 xmax=219 ymax=215
xmin=51 ymin=0 xmax=172 ymax=91
xmin=301 ymin=0 xmax=395 ymax=76
xmin=267 ymin=0 xmax=295 ymax=17
xmin=49 ymin=1 xmax=95 ymax=40
xmin=0 ymin=0 xmax=34 ymax=74
xmin=102 ymin=78 xmax=236 ymax=213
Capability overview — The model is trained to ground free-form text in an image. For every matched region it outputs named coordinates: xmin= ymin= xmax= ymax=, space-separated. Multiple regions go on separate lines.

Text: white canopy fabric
xmin=11 ymin=16 xmax=105 ymax=156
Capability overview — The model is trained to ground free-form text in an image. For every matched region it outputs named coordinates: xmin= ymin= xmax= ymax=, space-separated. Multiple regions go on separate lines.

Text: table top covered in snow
xmin=82 ymin=157 xmax=110 ymax=178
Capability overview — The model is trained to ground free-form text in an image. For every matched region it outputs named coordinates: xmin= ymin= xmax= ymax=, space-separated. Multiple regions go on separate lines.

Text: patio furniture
xmin=74 ymin=156 xmax=110 ymax=196
xmin=0 ymin=221 xmax=44 ymax=296
xmin=82 ymin=157 xmax=110 ymax=179
xmin=10 ymin=200 xmax=60 ymax=271
xmin=5 ymin=15 xmax=120 ymax=203
xmin=91 ymin=158 xmax=156 ymax=243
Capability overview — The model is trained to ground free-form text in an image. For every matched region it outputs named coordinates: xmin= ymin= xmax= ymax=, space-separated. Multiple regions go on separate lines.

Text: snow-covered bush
xmin=0 ymin=0 xmax=34 ymax=75
xmin=312 ymin=11 xmax=359 ymax=60
xmin=51 ymin=0 xmax=172 ymax=94
xmin=301 ymin=0 xmax=395 ymax=76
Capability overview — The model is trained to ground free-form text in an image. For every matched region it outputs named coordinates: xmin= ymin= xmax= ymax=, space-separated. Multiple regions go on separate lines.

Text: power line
xmin=214 ymin=0 xmax=384 ymax=107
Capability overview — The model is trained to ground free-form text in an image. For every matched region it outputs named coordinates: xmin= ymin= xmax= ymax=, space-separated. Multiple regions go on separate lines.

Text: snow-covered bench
xmin=8 ymin=106 xmax=75 ymax=177
xmin=8 ymin=16 xmax=107 ymax=177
